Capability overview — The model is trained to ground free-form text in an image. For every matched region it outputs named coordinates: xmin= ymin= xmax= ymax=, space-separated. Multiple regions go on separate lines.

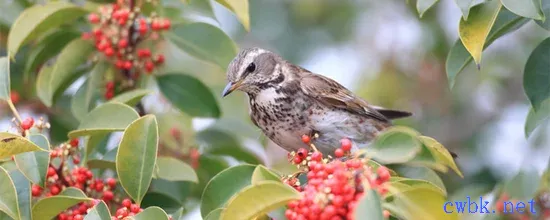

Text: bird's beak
xmin=222 ymin=81 xmax=241 ymax=97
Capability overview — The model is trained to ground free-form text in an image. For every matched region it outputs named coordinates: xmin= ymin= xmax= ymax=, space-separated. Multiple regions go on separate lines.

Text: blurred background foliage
xmin=1 ymin=0 xmax=550 ymax=218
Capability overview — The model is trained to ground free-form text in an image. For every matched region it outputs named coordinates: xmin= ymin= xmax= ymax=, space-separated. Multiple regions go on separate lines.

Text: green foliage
xmin=0 ymin=57 xmax=10 ymax=101
xmin=524 ymin=37 xmax=550 ymax=111
xmin=0 ymin=167 xmax=19 ymax=220
xmin=0 ymin=132 xmax=48 ymax=158
xmin=83 ymin=201 xmax=111 ymax=220
xmin=353 ymin=189 xmax=384 ymax=220
xmin=13 ymin=134 xmax=50 ymax=188
xmin=31 ymin=188 xmax=92 ymax=220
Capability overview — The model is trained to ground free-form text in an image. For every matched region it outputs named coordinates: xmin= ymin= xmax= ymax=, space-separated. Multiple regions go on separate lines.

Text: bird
xmin=221 ymin=47 xmax=416 ymax=157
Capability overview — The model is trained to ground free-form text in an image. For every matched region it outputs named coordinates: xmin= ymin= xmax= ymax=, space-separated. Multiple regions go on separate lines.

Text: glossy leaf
xmin=0 ymin=167 xmax=19 ymax=220
xmin=7 ymin=2 xmax=87 ymax=57
xmin=504 ymin=169 xmax=541 ymax=201
xmin=501 ymin=0 xmax=544 ymax=20
xmin=83 ymin=201 xmax=111 ymax=220
xmin=68 ymin=102 xmax=140 ymax=138
xmin=388 ymin=177 xmax=446 ymax=197
xmin=221 ymin=181 xmax=301 ymax=220
xmin=71 ymin=62 xmax=108 ymax=121
xmin=166 ymin=23 xmax=238 ymax=69
xmin=141 ymin=192 xmax=182 ymax=214
xmin=196 ymin=129 xmax=261 ymax=164
xmin=405 ymin=141 xmax=447 ymax=173
xmin=251 ymin=165 xmax=280 ymax=184
xmin=446 ymin=7 xmax=529 ymax=88
xmin=353 ymin=190 xmax=384 ymax=220
xmin=108 ymin=89 xmax=153 ymax=106
xmin=116 ymin=115 xmax=159 ymax=205
xmin=36 ymin=66 xmax=54 ymax=106
xmin=9 ymin=170 xmax=31 ymax=220
xmin=458 ymin=0 xmax=501 ymax=66
xmin=13 ymin=134 xmax=51 ymax=188
xmin=0 ymin=132 xmax=48 ymax=158
xmin=0 ymin=57 xmax=9 ymax=101
xmin=23 ymin=29 xmax=80 ymax=80
xmin=200 ymin=164 xmax=255 ymax=217
xmin=156 ymin=74 xmax=221 ymax=118
xmin=366 ymin=127 xmax=422 ymax=164
xmin=204 ymin=209 xmax=223 ymax=220
xmin=31 ymin=188 xmax=92 ymax=220
xmin=48 ymin=38 xmax=95 ymax=106
xmin=87 ymin=147 xmax=116 ymax=170
xmin=524 ymin=37 xmax=550 ymax=111
xmin=131 ymin=207 xmax=169 ymax=220
xmin=389 ymin=187 xmax=458 ymax=220
xmin=525 ymin=99 xmax=550 ymax=138
xmin=155 ymin=156 xmax=198 ymax=182
xmin=418 ymin=136 xmax=463 ymax=177
xmin=214 ymin=0 xmax=249 ymax=31
xmin=536 ymin=0 xmax=550 ymax=30
xmin=416 ymin=0 xmax=439 ymax=18
xmin=454 ymin=0 xmax=474 ymax=20
xmin=395 ymin=166 xmax=447 ymax=196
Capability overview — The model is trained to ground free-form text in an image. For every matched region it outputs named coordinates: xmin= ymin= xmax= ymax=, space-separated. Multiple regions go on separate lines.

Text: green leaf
xmin=116 ymin=115 xmax=159 ymax=205
xmin=200 ymin=164 xmax=255 ymax=217
xmin=166 ymin=23 xmax=238 ymax=69
xmin=418 ymin=136 xmax=463 ymax=177
xmin=214 ymin=0 xmax=249 ymax=31
xmin=7 ymin=2 xmax=87 ymax=58
xmin=23 ymin=29 xmax=80 ymax=81
xmin=353 ymin=190 xmax=384 ymax=220
xmin=48 ymin=38 xmax=95 ymax=105
xmin=525 ymin=98 xmax=550 ymax=138
xmin=251 ymin=165 xmax=280 ymax=184
xmin=416 ymin=0 xmax=439 ymax=18
xmin=536 ymin=0 xmax=550 ymax=30
xmin=388 ymin=187 xmax=458 ymax=220
xmin=204 ymin=209 xmax=223 ymax=220
xmin=141 ymin=192 xmax=182 ymax=214
xmin=156 ymin=74 xmax=221 ymax=118
xmin=504 ymin=168 xmax=541 ymax=201
xmin=68 ymin=102 xmax=140 ymax=138
xmin=13 ymin=134 xmax=51 ymax=188
xmin=9 ymin=170 xmax=31 ymax=220
xmin=388 ymin=177 xmax=446 ymax=197
xmin=458 ymin=0 xmax=501 ymax=66
xmin=501 ymin=0 xmax=544 ymax=20
xmin=454 ymin=0 xmax=474 ymax=20
xmin=130 ymin=207 xmax=169 ymax=220
xmin=36 ymin=66 xmax=54 ymax=106
xmin=0 ymin=57 xmax=10 ymax=101
xmin=155 ymin=156 xmax=198 ymax=182
xmin=220 ymin=181 xmax=301 ymax=220
xmin=83 ymin=201 xmax=111 ymax=220
xmin=169 ymin=208 xmax=184 ymax=220
xmin=446 ymin=7 xmax=529 ymax=88
xmin=366 ymin=127 xmax=422 ymax=164
xmin=71 ymin=62 xmax=109 ymax=121
xmin=86 ymin=147 xmax=117 ymax=170
xmin=0 ymin=132 xmax=48 ymax=158
xmin=524 ymin=37 xmax=550 ymax=111
xmin=0 ymin=167 xmax=19 ymax=220
xmin=395 ymin=166 xmax=447 ymax=196
xmin=32 ymin=188 xmax=91 ymax=220
xmin=108 ymin=89 xmax=153 ymax=106
xmin=405 ymin=140 xmax=447 ymax=173
xmin=196 ymin=129 xmax=261 ymax=164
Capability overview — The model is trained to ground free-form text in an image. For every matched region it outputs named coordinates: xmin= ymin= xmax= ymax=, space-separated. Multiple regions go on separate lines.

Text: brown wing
xmin=299 ymin=73 xmax=390 ymax=123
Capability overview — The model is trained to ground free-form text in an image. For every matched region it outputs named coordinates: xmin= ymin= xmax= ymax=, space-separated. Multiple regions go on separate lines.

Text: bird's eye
xmin=246 ymin=63 xmax=256 ymax=72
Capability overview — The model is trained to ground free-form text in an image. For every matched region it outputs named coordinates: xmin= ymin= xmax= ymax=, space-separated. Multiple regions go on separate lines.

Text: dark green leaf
xmin=525 ymin=98 xmax=550 ymax=138
xmin=141 ymin=192 xmax=183 ymax=214
xmin=501 ymin=0 xmax=544 ymax=20
xmin=200 ymin=164 xmax=255 ymax=217
xmin=416 ymin=0 xmax=439 ymax=18
xmin=9 ymin=170 xmax=31 ymax=220
xmin=71 ymin=62 xmax=109 ymax=121
xmin=86 ymin=147 xmax=116 ymax=170
xmin=0 ymin=132 xmax=48 ymax=158
xmin=116 ymin=115 xmax=159 ymax=205
xmin=165 ymin=23 xmax=237 ymax=69
xmin=157 ymin=73 xmax=221 ymax=118
xmin=0 ymin=167 xmax=19 ymax=220
xmin=524 ymin=37 xmax=550 ymax=111
xmin=536 ymin=0 xmax=550 ymax=30
xmin=36 ymin=66 xmax=54 ymax=106
xmin=366 ymin=127 xmax=422 ymax=164
xmin=204 ymin=209 xmax=223 ymax=220
xmin=83 ymin=201 xmax=111 ymax=220
xmin=196 ymin=129 xmax=261 ymax=164
xmin=31 ymin=187 xmax=91 ymax=220
xmin=108 ymin=89 xmax=153 ymax=106
xmin=68 ymin=102 xmax=140 ymax=138
xmin=353 ymin=190 xmax=384 ymax=220
xmin=0 ymin=57 xmax=10 ymax=101
xmin=131 ymin=207 xmax=169 ymax=220
xmin=7 ymin=2 xmax=87 ymax=57
xmin=504 ymin=168 xmax=541 ymax=201
xmin=13 ymin=134 xmax=51 ymax=188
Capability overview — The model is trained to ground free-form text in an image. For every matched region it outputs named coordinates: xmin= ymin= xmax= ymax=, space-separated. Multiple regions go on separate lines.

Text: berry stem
xmin=7 ymin=100 xmax=22 ymax=123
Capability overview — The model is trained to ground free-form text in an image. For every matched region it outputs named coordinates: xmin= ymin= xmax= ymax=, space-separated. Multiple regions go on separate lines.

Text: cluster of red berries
xmin=112 ymin=198 xmax=144 ymax=219
xmin=284 ymin=138 xmax=391 ymax=220
xmin=55 ymin=200 xmax=99 ymax=220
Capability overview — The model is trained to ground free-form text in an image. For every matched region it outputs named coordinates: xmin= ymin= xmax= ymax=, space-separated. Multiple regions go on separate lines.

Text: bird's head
xmin=222 ymin=47 xmax=284 ymax=97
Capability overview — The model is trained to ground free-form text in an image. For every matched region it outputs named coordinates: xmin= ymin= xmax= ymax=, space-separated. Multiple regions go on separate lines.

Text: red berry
xmin=10 ymin=91 xmax=20 ymax=104
xmin=88 ymin=13 xmax=100 ymax=23
xmin=301 ymin=135 xmax=310 ymax=144
xmin=104 ymin=91 xmax=114 ymax=100
xmin=334 ymin=148 xmax=344 ymax=158
xmin=297 ymin=148 xmax=308 ymax=158
xmin=73 ymin=156 xmax=81 ymax=164
xmin=170 ymin=127 xmax=181 ymax=139
xmin=47 ymin=167 xmax=56 ymax=177
xmin=151 ymin=20 xmax=161 ymax=30
xmin=50 ymin=185 xmax=60 ymax=195
xmin=116 ymin=207 xmax=128 ymax=217
xmin=104 ymin=47 xmax=114 ymax=56
xmin=162 ymin=19 xmax=171 ymax=30
xmin=21 ymin=117 xmax=34 ymax=130
xmin=144 ymin=61 xmax=154 ymax=73
xmin=377 ymin=166 xmax=390 ymax=182
xmin=58 ymin=213 xmax=67 ymax=220
xmin=340 ymin=138 xmax=352 ymax=152
xmin=137 ymin=49 xmax=151 ymax=58
xmin=73 ymin=214 xmax=83 ymax=220
xmin=102 ymin=190 xmax=114 ymax=201
xmin=155 ymin=54 xmax=165 ymax=64
xmin=93 ymin=29 xmax=103 ymax=38
xmin=70 ymin=138 xmax=79 ymax=147
xmin=130 ymin=204 xmax=140 ymax=213
xmin=139 ymin=25 xmax=147 ymax=35
xmin=123 ymin=61 xmax=132 ymax=70
xmin=31 ymin=185 xmax=42 ymax=197
xmin=122 ymin=199 xmax=132 ymax=208
xmin=106 ymin=81 xmax=115 ymax=90
xmin=293 ymin=156 xmax=303 ymax=164
xmin=118 ymin=39 xmax=128 ymax=48
xmin=311 ymin=151 xmax=323 ymax=161
xmin=106 ymin=178 xmax=117 ymax=188
xmin=95 ymin=181 xmax=104 ymax=192
xmin=115 ymin=60 xmax=124 ymax=69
